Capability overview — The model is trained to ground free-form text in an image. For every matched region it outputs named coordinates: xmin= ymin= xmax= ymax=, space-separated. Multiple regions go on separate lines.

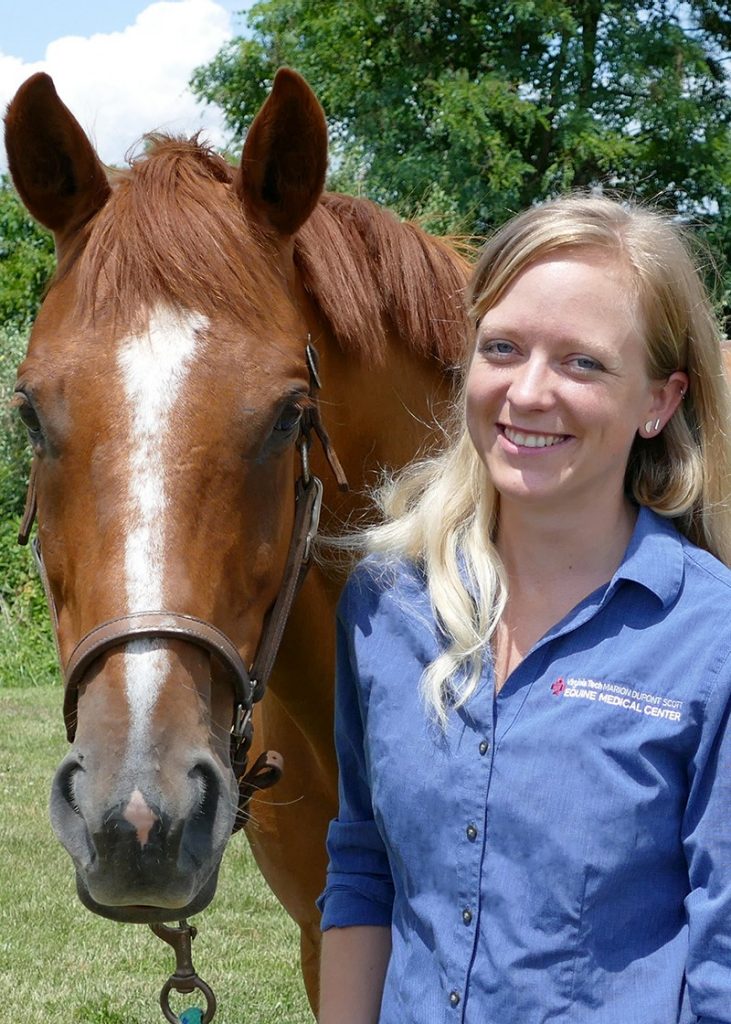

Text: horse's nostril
xmin=50 ymin=756 xmax=96 ymax=871
xmin=58 ymin=759 xmax=84 ymax=816
xmin=190 ymin=761 xmax=221 ymax=819
xmin=182 ymin=761 xmax=223 ymax=865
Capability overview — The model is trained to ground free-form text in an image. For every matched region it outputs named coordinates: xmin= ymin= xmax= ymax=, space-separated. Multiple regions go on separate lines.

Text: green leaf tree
xmin=0 ymin=179 xmax=56 ymax=679
xmin=191 ymin=0 xmax=731 ymax=295
xmin=0 ymin=177 xmax=54 ymax=524
xmin=0 ymin=175 xmax=55 ymax=329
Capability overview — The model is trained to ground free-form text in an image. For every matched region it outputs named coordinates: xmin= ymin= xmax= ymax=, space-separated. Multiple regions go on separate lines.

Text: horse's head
xmin=5 ymin=69 xmax=330 ymax=922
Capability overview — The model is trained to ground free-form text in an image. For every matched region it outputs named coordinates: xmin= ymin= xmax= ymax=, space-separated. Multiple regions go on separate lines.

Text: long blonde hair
xmin=361 ymin=194 xmax=731 ymax=723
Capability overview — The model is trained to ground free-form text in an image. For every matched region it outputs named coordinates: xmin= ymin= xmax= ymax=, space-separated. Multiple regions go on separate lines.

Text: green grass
xmin=0 ymin=685 xmax=313 ymax=1024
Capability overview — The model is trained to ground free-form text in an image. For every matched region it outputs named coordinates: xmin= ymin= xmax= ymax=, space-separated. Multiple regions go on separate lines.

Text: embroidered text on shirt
xmin=551 ymin=676 xmax=684 ymax=721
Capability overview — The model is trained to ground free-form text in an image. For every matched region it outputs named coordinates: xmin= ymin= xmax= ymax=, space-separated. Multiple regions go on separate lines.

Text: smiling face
xmin=465 ymin=251 xmax=682 ymax=522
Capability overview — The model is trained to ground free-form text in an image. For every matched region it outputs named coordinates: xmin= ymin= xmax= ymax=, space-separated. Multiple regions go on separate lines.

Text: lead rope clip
xmin=150 ymin=920 xmax=217 ymax=1024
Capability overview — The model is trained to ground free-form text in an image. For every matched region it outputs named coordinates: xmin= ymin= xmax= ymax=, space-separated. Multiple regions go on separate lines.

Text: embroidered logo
xmin=550 ymin=676 xmax=683 ymax=721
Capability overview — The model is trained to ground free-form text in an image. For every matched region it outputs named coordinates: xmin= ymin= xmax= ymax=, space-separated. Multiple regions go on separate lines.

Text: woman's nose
xmin=507 ymin=357 xmax=554 ymax=409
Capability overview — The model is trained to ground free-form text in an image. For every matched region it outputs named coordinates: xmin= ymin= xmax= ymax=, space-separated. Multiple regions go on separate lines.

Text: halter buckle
xmin=231 ymin=703 xmax=251 ymax=744
xmin=305 ymin=342 xmax=322 ymax=390
xmin=302 ymin=476 xmax=323 ymax=563
xmin=297 ymin=432 xmax=311 ymax=486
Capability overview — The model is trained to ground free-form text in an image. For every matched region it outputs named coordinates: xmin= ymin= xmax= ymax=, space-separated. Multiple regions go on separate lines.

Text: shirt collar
xmin=608 ymin=505 xmax=685 ymax=609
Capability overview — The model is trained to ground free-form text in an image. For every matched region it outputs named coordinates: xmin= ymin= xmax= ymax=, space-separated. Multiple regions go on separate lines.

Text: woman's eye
xmin=481 ymin=339 xmax=516 ymax=358
xmin=273 ymin=404 xmax=303 ymax=435
xmin=570 ymin=355 xmax=604 ymax=372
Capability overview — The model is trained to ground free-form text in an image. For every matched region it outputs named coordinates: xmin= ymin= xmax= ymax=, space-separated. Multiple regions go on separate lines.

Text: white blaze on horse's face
xmin=116 ymin=304 xmax=207 ymax=751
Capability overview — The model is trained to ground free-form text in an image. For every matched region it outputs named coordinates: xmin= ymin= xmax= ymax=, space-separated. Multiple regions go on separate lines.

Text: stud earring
xmin=644 ymin=418 xmax=661 ymax=434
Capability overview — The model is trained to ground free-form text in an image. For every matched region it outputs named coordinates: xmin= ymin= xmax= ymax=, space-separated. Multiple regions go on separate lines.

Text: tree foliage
xmin=0 ymin=177 xmax=54 ymax=520
xmin=0 ymin=176 xmax=55 ymax=328
xmin=192 ymin=0 xmax=731 ymax=295
xmin=0 ymin=181 xmax=54 ymax=665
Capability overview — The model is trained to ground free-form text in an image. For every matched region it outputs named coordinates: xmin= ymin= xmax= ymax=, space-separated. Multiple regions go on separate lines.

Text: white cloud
xmin=0 ymin=0 xmax=238 ymax=173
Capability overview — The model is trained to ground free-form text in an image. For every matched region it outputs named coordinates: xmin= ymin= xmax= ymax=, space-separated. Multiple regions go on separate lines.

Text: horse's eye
xmin=274 ymin=404 xmax=303 ymax=435
xmin=13 ymin=392 xmax=43 ymax=439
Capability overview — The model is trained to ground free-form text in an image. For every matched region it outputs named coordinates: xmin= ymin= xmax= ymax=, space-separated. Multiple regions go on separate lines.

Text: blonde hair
xmin=360 ymin=194 xmax=731 ymax=723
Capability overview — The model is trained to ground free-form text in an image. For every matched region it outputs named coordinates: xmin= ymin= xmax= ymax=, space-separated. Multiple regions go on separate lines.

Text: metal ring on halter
xmin=159 ymin=975 xmax=217 ymax=1024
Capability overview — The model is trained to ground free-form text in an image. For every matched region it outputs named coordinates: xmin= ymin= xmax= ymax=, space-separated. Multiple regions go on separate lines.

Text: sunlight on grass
xmin=0 ymin=686 xmax=313 ymax=1024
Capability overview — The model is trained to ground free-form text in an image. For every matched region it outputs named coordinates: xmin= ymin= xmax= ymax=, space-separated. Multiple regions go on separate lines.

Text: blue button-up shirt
xmin=318 ymin=508 xmax=731 ymax=1024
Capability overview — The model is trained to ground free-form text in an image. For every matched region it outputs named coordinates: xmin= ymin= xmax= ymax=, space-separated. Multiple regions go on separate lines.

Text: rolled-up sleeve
xmin=317 ymin=587 xmax=394 ymax=930
xmin=683 ymin=647 xmax=731 ymax=1022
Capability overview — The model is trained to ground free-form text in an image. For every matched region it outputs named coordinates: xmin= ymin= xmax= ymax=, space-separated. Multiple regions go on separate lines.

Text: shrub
xmin=0 ymin=323 xmax=56 ymax=688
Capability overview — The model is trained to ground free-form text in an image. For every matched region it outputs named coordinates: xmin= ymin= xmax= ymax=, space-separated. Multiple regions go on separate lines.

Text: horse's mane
xmin=296 ymin=194 xmax=470 ymax=366
xmin=60 ymin=136 xmax=471 ymax=364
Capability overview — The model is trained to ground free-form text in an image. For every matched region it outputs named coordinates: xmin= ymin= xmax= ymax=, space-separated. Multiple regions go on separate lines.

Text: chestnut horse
xmin=5 ymin=70 xmax=468 ymax=1007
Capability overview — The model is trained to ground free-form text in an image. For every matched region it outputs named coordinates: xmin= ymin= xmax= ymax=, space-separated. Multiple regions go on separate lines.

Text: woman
xmin=317 ymin=194 xmax=731 ymax=1024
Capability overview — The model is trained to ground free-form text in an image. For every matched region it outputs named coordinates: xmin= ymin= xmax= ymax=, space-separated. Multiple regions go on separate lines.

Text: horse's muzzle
xmin=49 ymin=751 xmax=236 ymax=920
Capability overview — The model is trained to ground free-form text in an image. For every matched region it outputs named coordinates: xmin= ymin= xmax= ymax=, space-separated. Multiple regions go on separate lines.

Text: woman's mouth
xmin=501 ymin=425 xmax=570 ymax=449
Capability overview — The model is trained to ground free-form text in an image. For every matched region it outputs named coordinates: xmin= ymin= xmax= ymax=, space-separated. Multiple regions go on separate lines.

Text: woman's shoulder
xmin=337 ymin=553 xmax=429 ymax=622
xmin=663 ymin=524 xmax=731 ymax=678
xmin=340 ymin=552 xmax=428 ymax=599
xmin=679 ymin=533 xmax=731 ymax=593
xmin=634 ymin=507 xmax=731 ymax=601
xmin=653 ymin=508 xmax=731 ymax=607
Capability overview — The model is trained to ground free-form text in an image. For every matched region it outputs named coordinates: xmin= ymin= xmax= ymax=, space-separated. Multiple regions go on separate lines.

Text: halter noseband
xmin=18 ymin=342 xmax=348 ymax=831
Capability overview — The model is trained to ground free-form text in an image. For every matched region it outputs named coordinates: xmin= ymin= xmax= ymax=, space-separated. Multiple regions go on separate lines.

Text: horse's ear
xmin=235 ymin=68 xmax=327 ymax=238
xmin=4 ymin=73 xmax=110 ymax=247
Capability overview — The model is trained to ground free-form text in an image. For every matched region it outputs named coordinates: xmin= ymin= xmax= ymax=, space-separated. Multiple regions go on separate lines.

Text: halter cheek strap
xmin=17 ymin=341 xmax=348 ymax=832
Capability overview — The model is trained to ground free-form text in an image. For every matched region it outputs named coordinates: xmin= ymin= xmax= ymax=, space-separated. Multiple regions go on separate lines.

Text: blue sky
xmin=1 ymin=0 xmax=251 ymax=62
xmin=0 ymin=1 xmax=256 ymax=170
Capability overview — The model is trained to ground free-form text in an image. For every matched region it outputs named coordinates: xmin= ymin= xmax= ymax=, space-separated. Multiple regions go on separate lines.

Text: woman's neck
xmin=495 ymin=494 xmax=637 ymax=595
xmin=490 ymin=495 xmax=638 ymax=692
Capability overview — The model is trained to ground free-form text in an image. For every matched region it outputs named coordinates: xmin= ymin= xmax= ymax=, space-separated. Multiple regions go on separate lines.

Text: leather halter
xmin=18 ymin=342 xmax=348 ymax=831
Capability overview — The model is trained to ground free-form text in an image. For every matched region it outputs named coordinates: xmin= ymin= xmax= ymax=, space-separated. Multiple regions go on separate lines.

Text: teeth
xmin=504 ymin=426 xmax=565 ymax=448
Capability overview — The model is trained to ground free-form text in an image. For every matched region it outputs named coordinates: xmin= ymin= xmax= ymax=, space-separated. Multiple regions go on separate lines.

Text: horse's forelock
xmin=59 ymin=136 xmax=283 ymax=330
xmin=50 ymin=135 xmax=470 ymax=365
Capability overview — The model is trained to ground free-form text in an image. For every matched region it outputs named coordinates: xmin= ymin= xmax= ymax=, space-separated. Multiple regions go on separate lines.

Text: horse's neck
xmin=319 ymin=328 xmax=454 ymax=507
xmin=267 ymin=321 xmax=452 ymax=742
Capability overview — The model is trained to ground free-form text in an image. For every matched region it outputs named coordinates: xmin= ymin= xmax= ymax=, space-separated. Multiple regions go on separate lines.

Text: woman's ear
xmin=639 ymin=371 xmax=689 ymax=438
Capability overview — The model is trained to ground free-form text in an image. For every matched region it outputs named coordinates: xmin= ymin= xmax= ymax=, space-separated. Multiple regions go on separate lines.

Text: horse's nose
xmin=93 ymin=794 xmax=173 ymax=868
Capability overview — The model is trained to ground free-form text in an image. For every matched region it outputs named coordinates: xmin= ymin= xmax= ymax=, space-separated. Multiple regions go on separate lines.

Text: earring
xmin=644 ymin=418 xmax=661 ymax=434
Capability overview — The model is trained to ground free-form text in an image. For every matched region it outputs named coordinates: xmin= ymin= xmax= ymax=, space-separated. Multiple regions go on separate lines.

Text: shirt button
xmin=449 ymin=991 xmax=461 ymax=1007
xmin=462 ymin=908 xmax=473 ymax=924
xmin=466 ymin=823 xmax=478 ymax=841
xmin=479 ymin=739 xmax=490 ymax=755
